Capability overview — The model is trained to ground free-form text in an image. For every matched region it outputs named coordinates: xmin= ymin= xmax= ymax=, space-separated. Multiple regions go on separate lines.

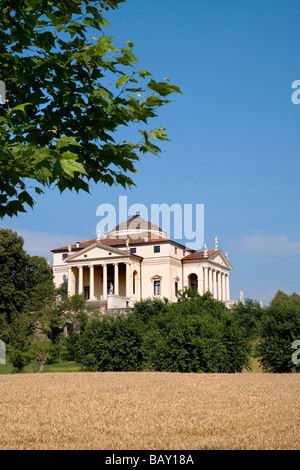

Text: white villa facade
xmin=51 ymin=215 xmax=233 ymax=310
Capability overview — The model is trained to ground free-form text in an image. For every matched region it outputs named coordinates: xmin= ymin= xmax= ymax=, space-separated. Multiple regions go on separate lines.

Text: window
xmin=62 ymin=253 xmax=68 ymax=260
xmin=174 ymin=247 xmax=177 ymax=254
xmin=154 ymin=245 xmax=160 ymax=253
xmin=154 ymin=280 xmax=161 ymax=295
xmin=130 ymin=247 xmax=136 ymax=254
xmin=175 ymin=282 xmax=178 ymax=296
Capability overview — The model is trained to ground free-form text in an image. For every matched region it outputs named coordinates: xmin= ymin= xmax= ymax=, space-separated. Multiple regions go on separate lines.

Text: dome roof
xmin=107 ymin=214 xmax=167 ymax=240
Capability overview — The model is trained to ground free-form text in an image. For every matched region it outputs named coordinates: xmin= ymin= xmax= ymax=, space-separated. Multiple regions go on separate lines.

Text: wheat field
xmin=0 ymin=371 xmax=299 ymax=450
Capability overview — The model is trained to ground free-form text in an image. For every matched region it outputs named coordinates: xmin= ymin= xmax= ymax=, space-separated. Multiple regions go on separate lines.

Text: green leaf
xmin=56 ymin=136 xmax=81 ymax=150
xmin=147 ymin=79 xmax=182 ymax=97
xmin=115 ymin=74 xmax=130 ymax=88
xmin=7 ymin=103 xmax=32 ymax=118
xmin=60 ymin=158 xmax=87 ymax=178
xmin=139 ymin=70 xmax=152 ymax=78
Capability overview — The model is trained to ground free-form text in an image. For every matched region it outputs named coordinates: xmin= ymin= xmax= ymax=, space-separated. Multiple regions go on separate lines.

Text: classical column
xmin=222 ymin=273 xmax=226 ymax=301
xmin=102 ymin=263 xmax=107 ymax=299
xmin=212 ymin=270 xmax=217 ymax=299
xmin=68 ymin=267 xmax=73 ymax=296
xmin=225 ymin=274 xmax=230 ymax=301
xmin=78 ymin=265 xmax=83 ymax=294
xmin=89 ymin=264 xmax=94 ymax=300
xmin=217 ymin=271 xmax=222 ymax=300
xmin=126 ymin=262 xmax=131 ymax=297
xmin=203 ymin=267 xmax=208 ymax=292
xmin=114 ymin=263 xmax=119 ymax=296
xmin=208 ymin=268 xmax=212 ymax=295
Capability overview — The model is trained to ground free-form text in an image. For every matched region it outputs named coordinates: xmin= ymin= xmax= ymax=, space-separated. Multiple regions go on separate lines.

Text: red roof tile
xmin=51 ymin=236 xmax=170 ymax=253
xmin=182 ymin=249 xmax=219 ymax=261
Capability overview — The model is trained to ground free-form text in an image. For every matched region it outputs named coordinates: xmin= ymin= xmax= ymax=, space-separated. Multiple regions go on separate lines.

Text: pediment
xmin=150 ymin=274 xmax=163 ymax=281
xmin=64 ymin=242 xmax=128 ymax=262
xmin=209 ymin=250 xmax=232 ymax=269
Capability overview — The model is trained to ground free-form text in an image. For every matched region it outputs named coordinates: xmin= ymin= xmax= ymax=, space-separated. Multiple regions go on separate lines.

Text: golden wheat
xmin=0 ymin=372 xmax=299 ymax=450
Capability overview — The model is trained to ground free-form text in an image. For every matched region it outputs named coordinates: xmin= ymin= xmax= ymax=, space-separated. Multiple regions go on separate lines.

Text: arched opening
xmin=133 ymin=270 xmax=138 ymax=295
xmin=188 ymin=273 xmax=198 ymax=293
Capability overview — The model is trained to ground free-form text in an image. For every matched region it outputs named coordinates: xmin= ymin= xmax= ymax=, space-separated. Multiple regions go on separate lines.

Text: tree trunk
xmin=37 ymin=358 xmax=47 ymax=372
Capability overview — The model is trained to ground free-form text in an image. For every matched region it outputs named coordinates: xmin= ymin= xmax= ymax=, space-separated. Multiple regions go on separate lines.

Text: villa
xmin=51 ymin=214 xmax=233 ymax=310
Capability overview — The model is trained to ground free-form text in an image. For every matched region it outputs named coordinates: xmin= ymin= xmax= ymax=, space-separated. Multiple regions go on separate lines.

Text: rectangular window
xmin=62 ymin=253 xmax=68 ymax=260
xmin=175 ymin=282 xmax=178 ymax=296
xmin=174 ymin=247 xmax=177 ymax=254
xmin=154 ymin=280 xmax=161 ymax=295
xmin=130 ymin=247 xmax=136 ymax=254
xmin=154 ymin=245 xmax=160 ymax=253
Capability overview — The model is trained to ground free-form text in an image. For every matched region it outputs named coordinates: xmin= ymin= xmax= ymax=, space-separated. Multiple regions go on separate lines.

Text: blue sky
xmin=2 ymin=0 xmax=300 ymax=305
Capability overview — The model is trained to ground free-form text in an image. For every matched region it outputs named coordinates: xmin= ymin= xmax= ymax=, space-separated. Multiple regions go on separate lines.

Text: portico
xmin=67 ymin=261 xmax=133 ymax=300
xmin=182 ymin=248 xmax=231 ymax=302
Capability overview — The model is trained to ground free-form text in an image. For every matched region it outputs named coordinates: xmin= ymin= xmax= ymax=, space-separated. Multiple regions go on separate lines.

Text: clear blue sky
xmin=2 ymin=0 xmax=300 ymax=305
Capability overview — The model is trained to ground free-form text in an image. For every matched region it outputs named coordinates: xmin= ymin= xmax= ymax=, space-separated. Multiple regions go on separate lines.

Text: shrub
xmin=131 ymin=297 xmax=168 ymax=324
xmin=257 ymin=291 xmax=300 ymax=372
xmin=141 ymin=293 xmax=251 ymax=373
xmin=76 ymin=294 xmax=252 ymax=373
xmin=77 ymin=313 xmax=143 ymax=371
xmin=232 ymin=299 xmax=264 ymax=340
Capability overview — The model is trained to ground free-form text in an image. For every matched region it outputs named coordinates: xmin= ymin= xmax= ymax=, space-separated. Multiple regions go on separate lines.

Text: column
xmin=225 ymin=274 xmax=230 ymax=301
xmin=89 ymin=264 xmax=94 ymax=300
xmin=68 ymin=267 xmax=73 ymax=296
xmin=217 ymin=271 xmax=222 ymax=300
xmin=126 ymin=262 xmax=131 ymax=297
xmin=114 ymin=263 xmax=119 ymax=296
xmin=213 ymin=270 xmax=217 ymax=299
xmin=203 ymin=267 xmax=208 ymax=292
xmin=197 ymin=271 xmax=203 ymax=295
xmin=102 ymin=263 xmax=107 ymax=299
xmin=222 ymin=273 xmax=226 ymax=301
xmin=208 ymin=268 xmax=212 ymax=295
xmin=78 ymin=265 xmax=83 ymax=294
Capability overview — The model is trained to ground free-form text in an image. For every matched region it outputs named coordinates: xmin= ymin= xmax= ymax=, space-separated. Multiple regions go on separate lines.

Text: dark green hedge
xmin=74 ymin=292 xmax=252 ymax=373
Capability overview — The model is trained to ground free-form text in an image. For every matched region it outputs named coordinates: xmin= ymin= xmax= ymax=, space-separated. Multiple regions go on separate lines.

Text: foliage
xmin=231 ymin=298 xmax=264 ymax=340
xmin=31 ymin=340 xmax=54 ymax=372
xmin=141 ymin=293 xmax=251 ymax=373
xmin=0 ymin=228 xmax=54 ymax=337
xmin=130 ymin=297 xmax=168 ymax=324
xmin=176 ymin=287 xmax=202 ymax=303
xmin=0 ymin=0 xmax=181 ymax=218
xmin=41 ymin=293 xmax=92 ymax=362
xmin=256 ymin=290 xmax=300 ymax=373
xmin=0 ymin=227 xmax=94 ymax=368
xmin=76 ymin=312 xmax=143 ymax=371
xmin=74 ymin=293 xmax=251 ymax=373
xmin=7 ymin=313 xmax=36 ymax=372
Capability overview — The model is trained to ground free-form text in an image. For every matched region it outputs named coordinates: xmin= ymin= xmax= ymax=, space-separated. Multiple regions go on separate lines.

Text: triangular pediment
xmin=64 ymin=242 xmax=129 ymax=262
xmin=209 ymin=250 xmax=232 ymax=269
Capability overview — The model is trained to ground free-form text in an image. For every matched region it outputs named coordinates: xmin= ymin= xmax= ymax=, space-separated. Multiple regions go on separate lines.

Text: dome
xmin=106 ymin=214 xmax=167 ymax=240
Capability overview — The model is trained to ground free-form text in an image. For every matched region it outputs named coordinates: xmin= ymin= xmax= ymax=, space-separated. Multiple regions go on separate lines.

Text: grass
xmin=0 ymin=355 xmax=263 ymax=374
xmin=0 ymin=360 xmax=81 ymax=374
xmin=0 ymin=371 xmax=299 ymax=450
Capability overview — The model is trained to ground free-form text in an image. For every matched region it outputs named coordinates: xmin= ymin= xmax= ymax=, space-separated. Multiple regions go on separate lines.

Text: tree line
xmin=0 ymin=229 xmax=299 ymax=373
